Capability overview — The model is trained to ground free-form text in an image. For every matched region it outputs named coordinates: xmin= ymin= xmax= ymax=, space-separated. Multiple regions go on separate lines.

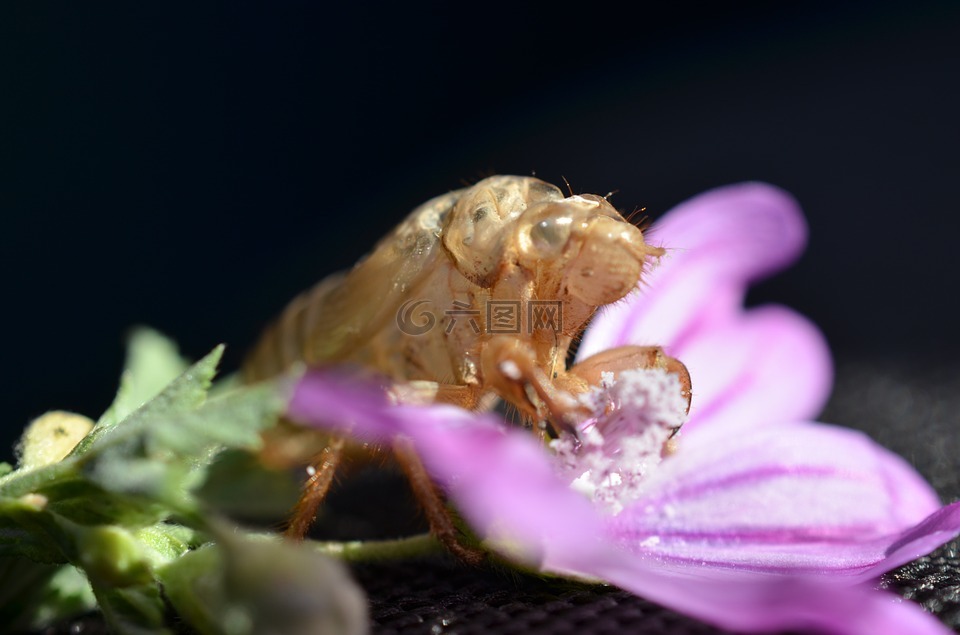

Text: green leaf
xmin=0 ymin=557 xmax=61 ymax=626
xmin=0 ymin=461 xmax=73 ymax=509
xmin=0 ymin=495 xmax=74 ymax=563
xmin=133 ymin=523 xmax=202 ymax=567
xmin=1 ymin=343 xmax=288 ymax=545
xmin=1 ymin=474 xmax=170 ymax=532
xmin=195 ymin=450 xmax=300 ymax=521
xmin=73 ymin=343 xmax=224 ymax=457
xmin=79 ymin=378 xmax=287 ymax=510
xmin=73 ymin=524 xmax=154 ymax=587
xmin=93 ymin=582 xmax=172 ymax=635
xmin=21 ymin=564 xmax=96 ymax=629
xmin=0 ymin=559 xmax=96 ymax=630
xmin=0 ymin=503 xmax=190 ymax=631
xmin=66 ymin=344 xmax=226 ymax=510
xmin=0 ymin=332 xmax=308 ymax=635
xmin=97 ymin=328 xmax=191 ymax=430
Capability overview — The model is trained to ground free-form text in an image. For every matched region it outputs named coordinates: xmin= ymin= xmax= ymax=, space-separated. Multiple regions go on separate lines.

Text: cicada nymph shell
xmin=245 ymin=175 xmax=691 ymax=562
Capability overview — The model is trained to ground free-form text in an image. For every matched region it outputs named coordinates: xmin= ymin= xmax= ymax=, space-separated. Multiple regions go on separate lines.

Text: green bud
xmin=160 ymin=536 xmax=368 ymax=635
xmin=76 ymin=525 xmax=153 ymax=587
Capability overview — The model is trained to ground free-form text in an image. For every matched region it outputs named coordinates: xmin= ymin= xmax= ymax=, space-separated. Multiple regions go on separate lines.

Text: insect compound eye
xmin=529 ymin=216 xmax=572 ymax=255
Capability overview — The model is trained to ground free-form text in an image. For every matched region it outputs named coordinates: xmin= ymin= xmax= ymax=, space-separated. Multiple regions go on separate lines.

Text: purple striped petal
xmin=606 ymin=420 xmax=949 ymax=577
xmin=580 ymin=182 xmax=808 ymax=355
xmin=287 ymin=369 xmax=955 ymax=634
xmin=869 ymin=503 xmax=960 ymax=581
xmin=579 ymin=183 xmax=831 ymax=429
xmin=676 ymin=305 xmax=832 ymax=432
xmin=590 ymin=566 xmax=953 ymax=635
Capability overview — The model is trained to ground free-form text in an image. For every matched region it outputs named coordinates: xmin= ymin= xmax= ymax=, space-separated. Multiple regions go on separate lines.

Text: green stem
xmin=309 ymin=533 xmax=444 ymax=562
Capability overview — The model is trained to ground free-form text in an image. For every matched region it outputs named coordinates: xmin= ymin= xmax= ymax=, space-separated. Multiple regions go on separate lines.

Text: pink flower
xmin=287 ymin=183 xmax=960 ymax=634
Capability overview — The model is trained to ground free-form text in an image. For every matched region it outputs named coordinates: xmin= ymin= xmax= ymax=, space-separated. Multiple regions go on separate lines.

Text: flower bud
xmin=17 ymin=411 xmax=94 ymax=470
xmin=160 ymin=536 xmax=368 ymax=635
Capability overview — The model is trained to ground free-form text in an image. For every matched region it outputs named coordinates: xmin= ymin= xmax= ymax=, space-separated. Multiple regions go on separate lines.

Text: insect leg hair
xmin=284 ymin=436 xmax=348 ymax=541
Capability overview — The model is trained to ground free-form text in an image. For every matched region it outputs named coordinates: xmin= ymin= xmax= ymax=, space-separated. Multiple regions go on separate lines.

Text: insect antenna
xmin=624 ymin=205 xmax=646 ymax=223
xmin=561 ymin=175 xmax=575 ymax=197
xmin=625 ymin=207 xmax=654 ymax=232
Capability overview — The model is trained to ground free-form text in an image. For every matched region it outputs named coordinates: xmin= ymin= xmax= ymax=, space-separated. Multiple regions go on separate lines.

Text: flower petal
xmin=606 ymin=420 xmax=953 ymax=578
xmin=581 ymin=182 xmax=808 ymax=355
xmin=865 ymin=502 xmax=960 ymax=581
xmin=579 ymin=183 xmax=831 ymax=429
xmin=552 ymin=513 xmax=953 ymax=635
xmin=591 ymin=563 xmax=953 ymax=635
xmin=288 ymin=369 xmax=953 ymax=635
xmin=677 ymin=305 xmax=832 ymax=432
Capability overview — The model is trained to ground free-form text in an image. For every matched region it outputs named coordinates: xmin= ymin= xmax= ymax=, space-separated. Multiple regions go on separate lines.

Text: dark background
xmin=2 ymin=2 xmax=958 ymax=466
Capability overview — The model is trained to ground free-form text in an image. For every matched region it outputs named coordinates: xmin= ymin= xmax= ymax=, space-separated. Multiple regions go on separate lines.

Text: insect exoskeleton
xmin=244 ymin=175 xmax=691 ymax=562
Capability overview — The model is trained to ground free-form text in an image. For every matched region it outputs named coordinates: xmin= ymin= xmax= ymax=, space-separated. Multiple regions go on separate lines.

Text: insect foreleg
xmin=480 ymin=336 xmax=589 ymax=439
xmin=567 ymin=345 xmax=692 ymax=414
xmin=564 ymin=346 xmax=692 ymax=457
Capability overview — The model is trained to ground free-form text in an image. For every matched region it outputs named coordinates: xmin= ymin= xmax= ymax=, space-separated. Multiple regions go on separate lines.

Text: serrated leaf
xmin=72 ymin=344 xmax=224 ymax=457
xmin=79 ymin=378 xmax=287 ymax=510
xmin=98 ymin=329 xmax=191 ymax=430
xmin=150 ymin=381 xmax=287 ymax=455
xmin=0 ymin=346 xmax=230 ymax=558
xmin=1 ymin=346 xmax=289 ymax=535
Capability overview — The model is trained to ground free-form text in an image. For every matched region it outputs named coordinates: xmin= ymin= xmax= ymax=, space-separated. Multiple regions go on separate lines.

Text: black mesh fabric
xmin=33 ymin=358 xmax=960 ymax=634
xmin=353 ymin=558 xmax=735 ymax=635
